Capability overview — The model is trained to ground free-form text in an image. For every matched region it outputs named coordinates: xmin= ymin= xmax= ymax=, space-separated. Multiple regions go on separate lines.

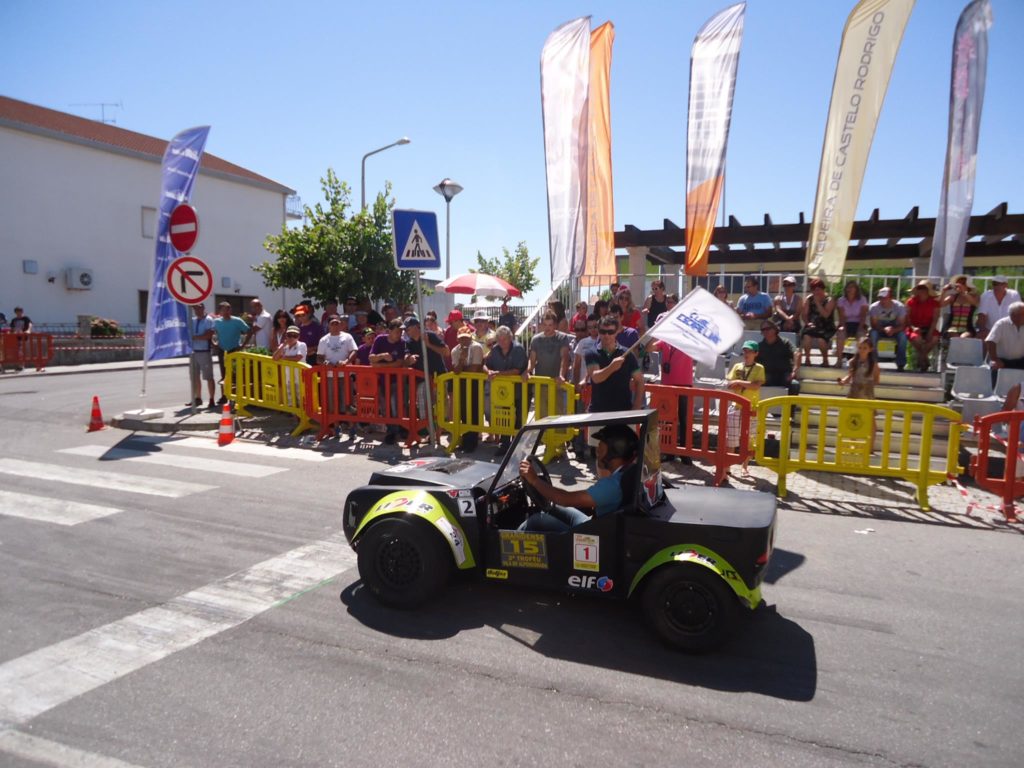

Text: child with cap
xmin=725 ymin=340 xmax=765 ymax=475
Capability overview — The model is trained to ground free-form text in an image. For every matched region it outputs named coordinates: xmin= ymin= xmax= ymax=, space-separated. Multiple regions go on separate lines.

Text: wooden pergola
xmin=614 ymin=203 xmax=1024 ymax=271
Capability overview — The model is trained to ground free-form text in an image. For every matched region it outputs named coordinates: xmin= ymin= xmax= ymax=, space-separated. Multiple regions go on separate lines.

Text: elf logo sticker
xmin=567 ymin=575 xmax=614 ymax=592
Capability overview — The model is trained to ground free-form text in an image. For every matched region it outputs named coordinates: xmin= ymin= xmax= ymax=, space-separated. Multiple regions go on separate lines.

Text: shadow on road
xmin=340 ymin=579 xmax=817 ymax=702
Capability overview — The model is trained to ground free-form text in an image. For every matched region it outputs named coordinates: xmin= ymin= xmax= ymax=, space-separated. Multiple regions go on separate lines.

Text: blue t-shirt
xmin=737 ymin=291 xmax=773 ymax=318
xmin=214 ymin=316 xmax=249 ymax=351
xmin=587 ymin=467 xmax=624 ymax=517
xmin=191 ymin=315 xmax=215 ymax=352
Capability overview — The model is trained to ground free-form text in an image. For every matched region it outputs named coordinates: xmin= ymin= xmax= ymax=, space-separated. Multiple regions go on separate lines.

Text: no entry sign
xmin=169 ymin=204 xmax=199 ymax=253
xmin=165 ymin=255 xmax=213 ymax=305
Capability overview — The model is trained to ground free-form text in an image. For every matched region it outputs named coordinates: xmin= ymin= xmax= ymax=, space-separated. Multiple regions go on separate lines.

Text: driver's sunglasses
xmin=599 ymin=329 xmax=617 ymax=335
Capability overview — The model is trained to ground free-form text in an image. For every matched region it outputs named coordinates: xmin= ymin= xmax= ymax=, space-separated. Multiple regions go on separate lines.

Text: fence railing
xmin=224 ymin=351 xmax=314 ymax=436
xmin=971 ymin=410 xmax=1024 ymax=523
xmin=646 ymin=384 xmax=752 ymax=486
xmin=302 ymin=365 xmax=429 ymax=446
xmin=434 ymin=371 xmax=577 ymax=461
xmin=754 ymin=395 xmax=965 ymax=511
xmin=0 ymin=333 xmax=55 ymax=371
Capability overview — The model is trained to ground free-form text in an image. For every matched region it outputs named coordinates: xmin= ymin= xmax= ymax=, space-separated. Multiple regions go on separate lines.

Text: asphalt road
xmin=0 ymin=366 xmax=1021 ymax=767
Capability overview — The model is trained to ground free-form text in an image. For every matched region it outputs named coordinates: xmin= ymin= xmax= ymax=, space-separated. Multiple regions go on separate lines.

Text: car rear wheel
xmin=642 ymin=565 xmax=740 ymax=653
xmin=357 ymin=517 xmax=450 ymax=608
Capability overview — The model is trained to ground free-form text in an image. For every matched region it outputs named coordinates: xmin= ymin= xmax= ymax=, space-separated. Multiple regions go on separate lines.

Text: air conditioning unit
xmin=66 ymin=268 xmax=95 ymax=290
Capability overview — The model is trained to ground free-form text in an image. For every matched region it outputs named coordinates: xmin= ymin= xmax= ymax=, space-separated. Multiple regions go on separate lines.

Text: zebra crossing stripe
xmin=0 ymin=489 xmax=122 ymax=525
xmin=128 ymin=434 xmax=340 ymax=462
xmin=59 ymin=445 xmax=287 ymax=478
xmin=0 ymin=535 xmax=356 ymax=726
xmin=0 ymin=459 xmax=214 ymax=498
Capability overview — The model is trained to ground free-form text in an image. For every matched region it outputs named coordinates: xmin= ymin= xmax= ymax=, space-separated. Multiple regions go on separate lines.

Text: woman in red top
xmin=569 ymin=301 xmax=589 ymax=330
xmin=905 ymin=280 xmax=941 ymax=371
xmin=616 ymin=289 xmax=643 ymax=331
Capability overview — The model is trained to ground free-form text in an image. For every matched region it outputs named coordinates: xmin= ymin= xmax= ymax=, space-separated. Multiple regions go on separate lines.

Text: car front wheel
xmin=357 ymin=517 xmax=450 ymax=608
xmin=642 ymin=565 xmax=740 ymax=653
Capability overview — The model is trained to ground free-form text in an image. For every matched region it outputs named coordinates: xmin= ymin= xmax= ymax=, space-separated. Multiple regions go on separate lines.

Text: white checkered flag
xmin=635 ymin=286 xmax=744 ymax=367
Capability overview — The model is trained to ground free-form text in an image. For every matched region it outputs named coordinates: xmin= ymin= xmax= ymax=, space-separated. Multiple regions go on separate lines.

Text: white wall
xmin=0 ymin=126 xmax=290 ymax=326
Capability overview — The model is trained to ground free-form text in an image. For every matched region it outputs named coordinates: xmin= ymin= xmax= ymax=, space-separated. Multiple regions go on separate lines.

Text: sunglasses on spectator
xmin=599 ymin=329 xmax=617 ymax=335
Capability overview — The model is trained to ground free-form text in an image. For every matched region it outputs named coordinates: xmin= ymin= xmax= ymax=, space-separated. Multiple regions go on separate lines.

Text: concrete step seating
xmin=797 ymin=365 xmax=946 ymax=403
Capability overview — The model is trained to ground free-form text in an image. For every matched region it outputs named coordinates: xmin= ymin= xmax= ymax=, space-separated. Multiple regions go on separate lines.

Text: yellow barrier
xmin=434 ymin=372 xmax=577 ymax=460
xmin=224 ymin=351 xmax=316 ymax=436
xmin=754 ymin=395 xmax=965 ymax=511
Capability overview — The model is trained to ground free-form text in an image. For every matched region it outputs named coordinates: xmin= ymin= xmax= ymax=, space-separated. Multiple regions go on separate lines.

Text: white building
xmin=0 ymin=95 xmax=297 ymax=327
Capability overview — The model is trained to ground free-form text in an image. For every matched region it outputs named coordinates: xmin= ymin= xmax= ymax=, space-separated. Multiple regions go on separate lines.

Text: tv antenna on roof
xmin=69 ymin=101 xmax=124 ymax=124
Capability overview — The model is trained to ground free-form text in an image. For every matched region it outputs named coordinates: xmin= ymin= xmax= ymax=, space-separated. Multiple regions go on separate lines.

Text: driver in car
xmin=518 ymin=424 xmax=639 ymax=532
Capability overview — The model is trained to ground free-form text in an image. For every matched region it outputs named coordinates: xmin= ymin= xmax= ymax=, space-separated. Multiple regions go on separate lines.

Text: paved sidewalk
xmin=2 ymin=357 xmax=187 ymax=377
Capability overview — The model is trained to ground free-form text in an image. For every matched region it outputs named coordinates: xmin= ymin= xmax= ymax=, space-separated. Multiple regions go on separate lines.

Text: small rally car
xmin=343 ymin=410 xmax=776 ymax=652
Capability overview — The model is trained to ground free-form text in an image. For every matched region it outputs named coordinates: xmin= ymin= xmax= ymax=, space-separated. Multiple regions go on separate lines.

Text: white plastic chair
xmin=951 ymin=366 xmax=993 ymax=401
xmin=695 ymin=356 xmax=726 ymax=381
xmin=961 ymin=398 xmax=1001 ymax=425
xmin=946 ymin=337 xmax=984 ymax=369
xmin=994 ymin=368 xmax=1024 ymax=400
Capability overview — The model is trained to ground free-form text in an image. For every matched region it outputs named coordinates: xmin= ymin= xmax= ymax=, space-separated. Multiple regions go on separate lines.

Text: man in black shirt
xmin=757 ymin=319 xmax=800 ymax=393
xmin=585 ymin=316 xmax=645 ymax=412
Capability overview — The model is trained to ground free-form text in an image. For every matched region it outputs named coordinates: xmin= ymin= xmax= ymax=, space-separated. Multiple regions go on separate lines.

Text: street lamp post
xmin=361 ymin=137 xmax=411 ymax=210
xmin=432 ymin=178 xmax=464 ymax=279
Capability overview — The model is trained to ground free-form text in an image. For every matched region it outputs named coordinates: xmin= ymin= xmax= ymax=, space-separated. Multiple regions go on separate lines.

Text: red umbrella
xmin=436 ymin=272 xmax=522 ymax=297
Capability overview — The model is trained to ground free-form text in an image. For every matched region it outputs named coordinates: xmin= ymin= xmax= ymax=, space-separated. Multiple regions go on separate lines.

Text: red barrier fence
xmin=971 ymin=410 xmax=1023 ymax=523
xmin=303 ymin=364 xmax=429 ymax=445
xmin=646 ymin=384 xmax=752 ymax=486
xmin=0 ymin=333 xmax=54 ymax=371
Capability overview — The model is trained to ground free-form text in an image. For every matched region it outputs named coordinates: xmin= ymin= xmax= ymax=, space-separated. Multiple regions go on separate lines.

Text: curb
xmin=111 ymin=412 xmax=221 ymax=433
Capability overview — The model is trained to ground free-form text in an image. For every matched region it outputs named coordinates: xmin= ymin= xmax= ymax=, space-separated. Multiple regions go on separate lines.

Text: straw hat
xmin=913 ymin=279 xmax=937 ymax=298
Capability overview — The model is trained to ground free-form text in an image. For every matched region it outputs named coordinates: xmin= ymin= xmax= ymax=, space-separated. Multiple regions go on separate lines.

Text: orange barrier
xmin=303 ymin=364 xmax=430 ymax=445
xmin=1 ymin=333 xmax=54 ymax=371
xmin=646 ymin=384 xmax=752 ymax=485
xmin=971 ymin=411 xmax=1024 ymax=523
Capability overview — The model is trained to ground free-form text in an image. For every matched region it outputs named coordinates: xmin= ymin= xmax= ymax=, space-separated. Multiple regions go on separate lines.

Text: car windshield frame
xmin=487 ymin=410 xmax=658 ymax=503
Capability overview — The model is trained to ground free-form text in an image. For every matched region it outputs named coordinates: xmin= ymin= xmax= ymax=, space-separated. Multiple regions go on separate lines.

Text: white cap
xmin=877 ymin=287 xmax=891 ymax=297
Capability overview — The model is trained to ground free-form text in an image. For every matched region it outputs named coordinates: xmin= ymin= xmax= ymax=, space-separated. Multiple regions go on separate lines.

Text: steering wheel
xmin=524 ymin=455 xmax=552 ymax=509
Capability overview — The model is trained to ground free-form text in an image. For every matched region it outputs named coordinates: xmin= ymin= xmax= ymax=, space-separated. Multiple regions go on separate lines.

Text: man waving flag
xmin=629 ymin=286 xmax=743 ymax=367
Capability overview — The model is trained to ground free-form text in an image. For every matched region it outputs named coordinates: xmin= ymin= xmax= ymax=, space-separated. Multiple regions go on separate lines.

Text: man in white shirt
xmin=244 ymin=298 xmax=273 ymax=350
xmin=984 ymin=302 xmax=1024 ymax=384
xmin=977 ymin=276 xmax=1021 ymax=337
xmin=316 ymin=315 xmax=357 ymax=365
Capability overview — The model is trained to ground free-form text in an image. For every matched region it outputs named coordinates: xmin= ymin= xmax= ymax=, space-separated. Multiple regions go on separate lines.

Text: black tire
xmin=357 ymin=517 xmax=451 ymax=608
xmin=641 ymin=564 xmax=740 ymax=653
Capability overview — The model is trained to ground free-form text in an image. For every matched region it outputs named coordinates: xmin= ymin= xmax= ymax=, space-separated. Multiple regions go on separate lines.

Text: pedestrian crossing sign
xmin=392 ymin=209 xmax=441 ymax=270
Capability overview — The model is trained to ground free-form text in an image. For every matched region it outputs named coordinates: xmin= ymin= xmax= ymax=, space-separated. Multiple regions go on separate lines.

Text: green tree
xmin=472 ymin=241 xmax=540 ymax=295
xmin=254 ymin=170 xmax=416 ymax=308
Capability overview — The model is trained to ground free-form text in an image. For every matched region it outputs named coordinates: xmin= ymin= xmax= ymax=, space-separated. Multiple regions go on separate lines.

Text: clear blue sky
xmin=3 ymin=0 xmax=1021 ymax=303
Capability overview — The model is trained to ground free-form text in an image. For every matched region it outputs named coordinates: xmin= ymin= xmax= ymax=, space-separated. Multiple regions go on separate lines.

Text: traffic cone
xmin=218 ymin=404 xmax=236 ymax=446
xmin=87 ymin=396 xmax=106 ymax=432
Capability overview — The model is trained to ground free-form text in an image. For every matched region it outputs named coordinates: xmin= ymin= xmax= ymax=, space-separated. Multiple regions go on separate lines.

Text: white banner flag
xmin=929 ymin=0 xmax=993 ymax=279
xmin=806 ymin=0 xmax=915 ymax=283
xmin=541 ymin=16 xmax=592 ymax=284
xmin=645 ymin=286 xmax=743 ymax=367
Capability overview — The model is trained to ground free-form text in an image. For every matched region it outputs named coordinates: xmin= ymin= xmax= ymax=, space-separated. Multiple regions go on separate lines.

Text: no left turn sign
xmin=166 ymin=255 xmax=213 ymax=305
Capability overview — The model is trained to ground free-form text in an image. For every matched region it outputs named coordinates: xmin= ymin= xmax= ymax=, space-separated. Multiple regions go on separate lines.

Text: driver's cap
xmin=591 ymin=424 xmax=639 ymax=460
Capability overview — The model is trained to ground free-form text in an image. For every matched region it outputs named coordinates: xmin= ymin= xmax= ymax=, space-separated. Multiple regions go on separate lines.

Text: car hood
xmin=367 ymin=456 xmax=498 ymax=491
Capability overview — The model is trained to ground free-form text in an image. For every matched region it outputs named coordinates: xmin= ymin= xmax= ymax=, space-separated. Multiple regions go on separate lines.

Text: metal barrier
xmin=754 ymin=396 xmax=965 ymax=511
xmin=434 ymin=372 xmax=577 ymax=460
xmin=224 ymin=351 xmax=314 ymax=436
xmin=646 ymin=384 xmax=751 ymax=486
xmin=303 ymin=365 xmax=430 ymax=446
xmin=971 ymin=410 xmax=1024 ymax=522
xmin=0 ymin=333 xmax=54 ymax=371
